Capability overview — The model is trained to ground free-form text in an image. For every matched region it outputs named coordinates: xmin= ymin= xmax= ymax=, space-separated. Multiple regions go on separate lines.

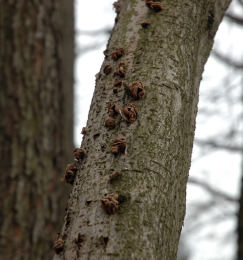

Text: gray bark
xmin=54 ymin=0 xmax=231 ymax=259
xmin=0 ymin=0 xmax=74 ymax=259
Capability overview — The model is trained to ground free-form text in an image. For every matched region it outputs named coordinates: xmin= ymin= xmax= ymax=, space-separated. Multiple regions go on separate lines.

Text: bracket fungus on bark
xmin=111 ymin=137 xmax=126 ymax=155
xmin=73 ymin=148 xmax=85 ymax=160
xmin=63 ymin=162 xmax=78 ymax=185
xmin=81 ymin=127 xmax=86 ymax=135
xmin=123 ymin=103 xmax=138 ymax=123
xmin=126 ymin=81 xmax=145 ymax=99
xmin=101 ymin=193 xmax=119 ymax=214
xmin=146 ymin=0 xmax=163 ymax=12
xmin=141 ymin=20 xmax=150 ymax=28
xmin=111 ymin=48 xmax=124 ymax=61
xmin=105 ymin=117 xmax=117 ymax=129
xmin=114 ymin=62 xmax=127 ymax=78
xmin=53 ymin=234 xmax=64 ymax=254
xmin=108 ymin=103 xmax=120 ymax=117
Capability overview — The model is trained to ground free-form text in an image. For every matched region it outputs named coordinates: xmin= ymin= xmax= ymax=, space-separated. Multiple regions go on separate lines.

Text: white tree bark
xmin=54 ymin=0 xmax=231 ymax=259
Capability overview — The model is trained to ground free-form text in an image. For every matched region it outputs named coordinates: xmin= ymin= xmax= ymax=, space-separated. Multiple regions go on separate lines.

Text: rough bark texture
xmin=0 ymin=0 xmax=74 ymax=259
xmin=54 ymin=0 xmax=231 ymax=259
xmin=237 ymin=162 xmax=243 ymax=260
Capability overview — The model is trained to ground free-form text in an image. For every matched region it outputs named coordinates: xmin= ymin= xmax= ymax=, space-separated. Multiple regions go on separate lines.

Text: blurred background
xmin=75 ymin=1 xmax=243 ymax=259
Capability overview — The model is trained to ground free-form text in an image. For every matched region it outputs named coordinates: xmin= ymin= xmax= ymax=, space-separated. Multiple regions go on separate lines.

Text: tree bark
xmin=54 ymin=0 xmax=231 ymax=259
xmin=0 ymin=0 xmax=74 ymax=259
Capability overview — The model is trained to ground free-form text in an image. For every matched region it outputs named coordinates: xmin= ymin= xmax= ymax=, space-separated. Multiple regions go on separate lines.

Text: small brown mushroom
xmin=73 ymin=148 xmax=85 ymax=160
xmin=113 ymin=1 xmax=121 ymax=14
xmin=146 ymin=1 xmax=163 ymax=12
xmin=108 ymin=103 xmax=120 ymax=117
xmin=101 ymin=193 xmax=119 ymax=214
xmin=63 ymin=162 xmax=78 ymax=185
xmin=103 ymin=49 xmax=109 ymax=58
xmin=114 ymin=78 xmax=122 ymax=87
xmin=53 ymin=234 xmax=64 ymax=254
xmin=113 ymin=87 xmax=119 ymax=94
xmin=111 ymin=48 xmax=124 ymax=61
xmin=126 ymin=81 xmax=145 ymax=99
xmin=105 ymin=117 xmax=116 ymax=129
xmin=103 ymin=65 xmax=112 ymax=75
xmin=123 ymin=103 xmax=138 ymax=123
xmin=81 ymin=127 xmax=86 ymax=135
xmin=114 ymin=62 xmax=127 ymax=78
xmin=141 ymin=20 xmax=150 ymax=28
xmin=111 ymin=137 xmax=126 ymax=154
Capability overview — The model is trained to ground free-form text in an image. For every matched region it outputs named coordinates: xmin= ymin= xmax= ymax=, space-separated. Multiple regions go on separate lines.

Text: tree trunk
xmin=0 ymin=0 xmax=74 ymax=259
xmin=54 ymin=0 xmax=231 ymax=259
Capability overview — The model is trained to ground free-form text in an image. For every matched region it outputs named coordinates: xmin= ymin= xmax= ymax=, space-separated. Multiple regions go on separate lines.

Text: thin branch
xmin=225 ymin=12 xmax=243 ymax=25
xmin=212 ymin=50 xmax=243 ymax=69
xmin=189 ymin=177 xmax=237 ymax=202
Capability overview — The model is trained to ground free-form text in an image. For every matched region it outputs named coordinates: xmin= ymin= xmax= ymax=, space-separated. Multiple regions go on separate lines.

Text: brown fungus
xmin=63 ymin=162 xmax=78 ymax=185
xmin=73 ymin=147 xmax=85 ymax=160
xmin=146 ymin=1 xmax=163 ymax=12
xmin=141 ymin=20 xmax=150 ymax=28
xmin=113 ymin=1 xmax=121 ymax=14
xmin=111 ymin=48 xmax=124 ymax=61
xmin=53 ymin=234 xmax=64 ymax=254
xmin=111 ymin=137 xmax=126 ymax=154
xmin=101 ymin=193 xmax=119 ymax=214
xmin=108 ymin=103 xmax=120 ymax=117
xmin=103 ymin=49 xmax=109 ymax=58
xmin=123 ymin=103 xmax=138 ymax=123
xmin=105 ymin=117 xmax=116 ymax=129
xmin=127 ymin=81 xmax=145 ymax=99
xmin=81 ymin=127 xmax=86 ymax=135
xmin=113 ymin=87 xmax=119 ymax=94
xmin=103 ymin=65 xmax=112 ymax=75
xmin=114 ymin=62 xmax=127 ymax=78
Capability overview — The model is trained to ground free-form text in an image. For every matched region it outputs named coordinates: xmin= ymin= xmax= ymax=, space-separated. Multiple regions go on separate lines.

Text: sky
xmin=75 ymin=1 xmax=243 ymax=259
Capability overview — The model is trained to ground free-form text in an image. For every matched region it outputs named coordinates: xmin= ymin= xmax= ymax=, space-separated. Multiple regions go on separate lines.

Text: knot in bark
xmin=111 ymin=137 xmax=126 ymax=154
xmin=101 ymin=193 xmax=119 ymax=214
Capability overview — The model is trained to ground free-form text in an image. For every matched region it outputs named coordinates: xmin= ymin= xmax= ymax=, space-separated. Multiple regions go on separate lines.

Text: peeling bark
xmin=54 ymin=0 xmax=231 ymax=259
xmin=0 ymin=0 xmax=74 ymax=259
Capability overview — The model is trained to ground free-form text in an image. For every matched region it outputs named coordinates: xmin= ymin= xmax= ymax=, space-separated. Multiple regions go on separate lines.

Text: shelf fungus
xmin=126 ymin=81 xmax=145 ymax=99
xmin=81 ymin=127 xmax=86 ymax=135
xmin=73 ymin=147 xmax=85 ymax=160
xmin=53 ymin=234 xmax=64 ymax=254
xmin=123 ymin=103 xmax=137 ymax=123
xmin=141 ymin=20 xmax=150 ymax=28
xmin=101 ymin=193 xmax=119 ymax=214
xmin=146 ymin=0 xmax=163 ymax=12
xmin=103 ymin=65 xmax=112 ymax=75
xmin=105 ymin=117 xmax=116 ymax=129
xmin=63 ymin=162 xmax=78 ymax=184
xmin=111 ymin=48 xmax=124 ymax=61
xmin=108 ymin=103 xmax=120 ymax=117
xmin=114 ymin=62 xmax=127 ymax=78
xmin=111 ymin=137 xmax=126 ymax=154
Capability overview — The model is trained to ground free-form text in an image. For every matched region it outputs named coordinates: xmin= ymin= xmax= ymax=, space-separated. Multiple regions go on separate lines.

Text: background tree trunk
xmin=0 ymin=0 xmax=74 ymax=259
xmin=54 ymin=0 xmax=231 ymax=259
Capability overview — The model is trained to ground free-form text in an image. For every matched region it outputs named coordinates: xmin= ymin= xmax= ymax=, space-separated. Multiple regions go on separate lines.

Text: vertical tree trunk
xmin=54 ymin=0 xmax=231 ymax=259
xmin=237 ymin=161 xmax=243 ymax=260
xmin=0 ymin=0 xmax=74 ymax=259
